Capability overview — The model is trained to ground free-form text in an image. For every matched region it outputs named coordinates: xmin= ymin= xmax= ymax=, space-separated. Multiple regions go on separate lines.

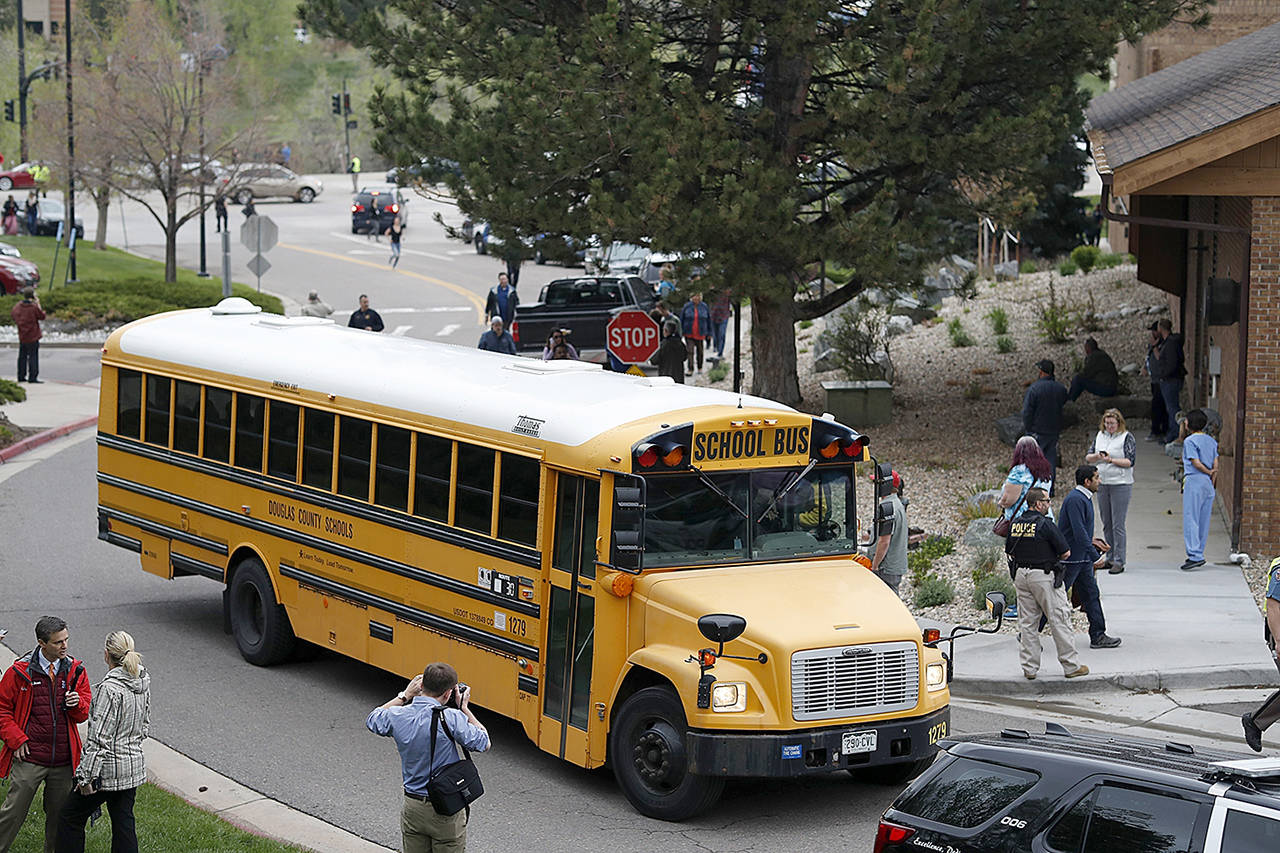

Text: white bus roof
xmin=111 ymin=303 xmax=793 ymax=448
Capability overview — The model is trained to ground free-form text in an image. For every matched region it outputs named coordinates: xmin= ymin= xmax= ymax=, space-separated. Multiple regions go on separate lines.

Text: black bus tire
xmin=229 ymin=557 xmax=296 ymax=666
xmin=849 ymin=753 xmax=935 ymax=785
xmin=609 ymin=686 xmax=724 ymax=821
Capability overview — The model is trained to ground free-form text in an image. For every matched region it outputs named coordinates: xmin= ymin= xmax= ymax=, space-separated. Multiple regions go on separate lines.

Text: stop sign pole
xmin=606 ymin=309 xmax=661 ymax=366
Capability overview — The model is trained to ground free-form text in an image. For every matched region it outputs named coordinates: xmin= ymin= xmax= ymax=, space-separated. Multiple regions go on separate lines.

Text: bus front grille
xmin=790 ymin=641 xmax=920 ymax=721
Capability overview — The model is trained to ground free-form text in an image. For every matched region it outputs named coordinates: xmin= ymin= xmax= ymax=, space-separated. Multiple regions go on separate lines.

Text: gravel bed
xmin=694 ymin=265 xmax=1171 ymax=629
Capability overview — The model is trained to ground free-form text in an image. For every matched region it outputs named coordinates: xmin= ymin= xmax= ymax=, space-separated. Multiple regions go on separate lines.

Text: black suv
xmin=350 ymin=187 xmax=408 ymax=235
xmin=875 ymin=725 xmax=1280 ymax=853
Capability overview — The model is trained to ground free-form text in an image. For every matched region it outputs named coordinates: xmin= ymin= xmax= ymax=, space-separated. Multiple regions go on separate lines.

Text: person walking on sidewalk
xmin=1005 ymin=488 xmax=1088 ymax=680
xmin=11 ymin=287 xmax=44 ymax=384
xmin=1085 ymin=409 xmax=1135 ymax=574
xmin=1022 ymin=359 xmax=1069 ymax=482
xmin=367 ymin=662 xmax=490 ymax=853
xmin=1180 ymin=408 xmax=1218 ymax=571
xmin=0 ymin=616 xmax=93 ymax=853
xmin=55 ymin=631 xmax=150 ymax=853
xmin=1242 ymin=557 xmax=1280 ymax=752
xmin=680 ymin=291 xmax=711 ymax=375
xmin=1059 ymin=464 xmax=1122 ymax=649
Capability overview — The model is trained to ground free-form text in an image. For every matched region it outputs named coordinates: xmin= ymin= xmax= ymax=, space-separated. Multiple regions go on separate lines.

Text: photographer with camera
xmin=367 ymin=662 xmax=490 ymax=853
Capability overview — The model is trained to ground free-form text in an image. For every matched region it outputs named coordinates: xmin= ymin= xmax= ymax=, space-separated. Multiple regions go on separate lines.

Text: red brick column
xmin=1241 ymin=197 xmax=1280 ymax=554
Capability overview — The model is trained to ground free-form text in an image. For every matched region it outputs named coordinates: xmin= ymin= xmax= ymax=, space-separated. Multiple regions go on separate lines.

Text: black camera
xmin=449 ymin=682 xmax=469 ymax=709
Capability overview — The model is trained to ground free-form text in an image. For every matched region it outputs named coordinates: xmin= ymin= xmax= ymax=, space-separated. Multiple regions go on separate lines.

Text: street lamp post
xmin=17 ymin=0 xmax=27 ymax=162
xmin=65 ymin=0 xmax=76 ymax=282
xmin=197 ymin=64 xmax=208 ymax=277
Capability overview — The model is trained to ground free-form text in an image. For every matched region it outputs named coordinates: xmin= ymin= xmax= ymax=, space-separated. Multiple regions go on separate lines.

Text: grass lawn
xmin=0 ymin=235 xmax=282 ymax=326
xmin=0 ymin=778 xmax=310 ymax=852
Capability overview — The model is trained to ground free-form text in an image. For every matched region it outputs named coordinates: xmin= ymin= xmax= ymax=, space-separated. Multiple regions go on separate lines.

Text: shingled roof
xmin=1086 ymin=21 xmax=1280 ymax=175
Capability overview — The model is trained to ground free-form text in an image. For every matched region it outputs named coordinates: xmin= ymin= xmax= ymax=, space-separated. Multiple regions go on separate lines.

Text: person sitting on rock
xmin=1067 ymin=337 xmax=1119 ymax=402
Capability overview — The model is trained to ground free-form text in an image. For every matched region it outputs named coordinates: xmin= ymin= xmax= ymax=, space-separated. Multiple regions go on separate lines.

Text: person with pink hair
xmin=998 ymin=436 xmax=1055 ymax=521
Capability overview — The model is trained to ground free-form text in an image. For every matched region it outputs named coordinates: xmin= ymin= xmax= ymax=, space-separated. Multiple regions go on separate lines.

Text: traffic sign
xmin=606 ymin=309 xmax=660 ymax=364
xmin=240 ymin=214 xmax=278 ymax=254
xmin=246 ymin=255 xmax=272 ymax=277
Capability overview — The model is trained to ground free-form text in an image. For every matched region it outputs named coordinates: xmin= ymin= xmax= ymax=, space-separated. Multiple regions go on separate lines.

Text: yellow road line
xmin=279 ymin=242 xmax=485 ymax=324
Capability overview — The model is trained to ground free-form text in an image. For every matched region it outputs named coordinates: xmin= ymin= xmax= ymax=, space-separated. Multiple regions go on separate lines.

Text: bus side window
xmin=338 ymin=417 xmax=372 ymax=500
xmin=234 ymin=393 xmax=265 ymax=472
xmin=374 ymin=425 xmax=411 ymax=511
xmin=202 ymin=387 xmax=231 ymax=463
xmin=302 ymin=409 xmax=335 ymax=490
xmin=455 ymin=443 xmax=496 ymax=534
xmin=172 ymin=381 xmax=201 ymax=455
xmin=267 ymin=400 xmax=300 ymax=482
xmin=413 ymin=434 xmax=451 ymax=522
xmin=555 ymin=475 xmax=600 ymax=579
xmin=117 ymin=369 xmax=142 ymax=439
xmin=498 ymin=454 xmax=539 ymax=546
xmin=144 ymin=375 xmax=171 ymax=448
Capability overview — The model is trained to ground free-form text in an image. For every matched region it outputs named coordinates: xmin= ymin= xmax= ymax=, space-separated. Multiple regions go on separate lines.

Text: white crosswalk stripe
xmin=436 ymin=324 xmax=461 ymax=337
xmin=390 ymin=325 xmax=413 ymax=336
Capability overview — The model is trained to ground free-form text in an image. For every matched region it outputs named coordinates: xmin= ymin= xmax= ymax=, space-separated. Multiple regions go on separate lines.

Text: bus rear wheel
xmin=609 ymin=686 xmax=724 ymax=821
xmin=229 ymin=557 xmax=296 ymax=666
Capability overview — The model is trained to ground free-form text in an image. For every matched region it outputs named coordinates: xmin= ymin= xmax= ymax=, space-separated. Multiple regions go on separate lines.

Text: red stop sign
xmin=606 ymin=309 xmax=661 ymax=364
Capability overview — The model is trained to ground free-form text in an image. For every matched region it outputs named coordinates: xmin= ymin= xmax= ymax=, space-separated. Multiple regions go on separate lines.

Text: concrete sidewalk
xmin=1 ymin=378 xmax=101 ymax=432
xmin=940 ymin=432 xmax=1277 ymax=696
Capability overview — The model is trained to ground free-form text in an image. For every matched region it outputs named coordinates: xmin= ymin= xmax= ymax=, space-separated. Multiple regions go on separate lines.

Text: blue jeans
xmin=1160 ymin=378 xmax=1183 ymax=442
xmin=1067 ymin=375 xmax=1117 ymax=402
xmin=1183 ymin=474 xmax=1214 ymax=561
xmin=711 ymin=318 xmax=728 ymax=358
xmin=1062 ymin=561 xmax=1107 ymax=643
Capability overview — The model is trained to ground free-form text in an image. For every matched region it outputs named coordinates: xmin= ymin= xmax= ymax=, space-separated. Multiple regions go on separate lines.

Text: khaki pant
xmin=1014 ymin=568 xmax=1080 ymax=677
xmin=0 ymin=760 xmax=73 ymax=853
xmin=402 ymin=794 xmax=466 ymax=853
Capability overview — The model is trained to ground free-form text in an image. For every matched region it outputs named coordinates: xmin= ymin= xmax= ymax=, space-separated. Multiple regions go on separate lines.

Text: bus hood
xmin=636 ymin=560 xmax=921 ymax=653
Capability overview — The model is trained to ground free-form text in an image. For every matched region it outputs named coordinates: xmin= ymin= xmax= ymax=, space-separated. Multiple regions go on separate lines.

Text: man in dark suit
xmin=1058 ymin=464 xmax=1121 ymax=649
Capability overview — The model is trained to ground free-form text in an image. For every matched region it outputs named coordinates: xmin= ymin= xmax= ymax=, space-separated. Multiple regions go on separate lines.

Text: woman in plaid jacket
xmin=54 ymin=631 xmax=150 ymax=853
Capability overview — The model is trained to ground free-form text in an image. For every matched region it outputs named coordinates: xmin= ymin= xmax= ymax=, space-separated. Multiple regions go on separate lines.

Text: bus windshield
xmin=642 ymin=466 xmax=858 ymax=567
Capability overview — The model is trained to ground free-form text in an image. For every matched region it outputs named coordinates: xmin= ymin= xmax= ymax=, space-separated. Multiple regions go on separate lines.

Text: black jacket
xmin=1022 ymin=377 xmax=1069 ymax=437
xmin=1152 ymin=333 xmax=1185 ymax=381
xmin=651 ymin=335 xmax=686 ymax=383
xmin=1005 ymin=509 xmax=1070 ymax=570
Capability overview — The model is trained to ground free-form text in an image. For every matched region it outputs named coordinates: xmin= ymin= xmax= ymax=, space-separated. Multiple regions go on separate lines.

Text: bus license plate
xmin=842 ymin=730 xmax=877 ymax=754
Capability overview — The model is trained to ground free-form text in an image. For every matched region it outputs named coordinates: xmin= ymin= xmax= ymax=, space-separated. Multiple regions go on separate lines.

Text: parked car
xmin=585 ymin=241 xmax=649 ymax=276
xmin=350 ymin=186 xmax=410 ymax=234
xmin=472 ymin=221 xmax=502 ymax=254
xmin=222 ymin=163 xmax=321 ymax=204
xmin=0 ymin=255 xmax=40 ymax=294
xmin=0 ymin=164 xmax=39 ymax=192
xmin=511 ymin=275 xmax=656 ymax=355
xmin=386 ymin=157 xmax=462 ymax=186
xmin=0 ymin=242 xmax=21 ymax=258
xmin=532 ymin=233 xmax=589 ymax=266
xmin=875 ymin=725 xmax=1280 ymax=853
xmin=33 ymin=199 xmax=84 ymax=239
xmin=638 ymin=251 xmax=705 ymax=288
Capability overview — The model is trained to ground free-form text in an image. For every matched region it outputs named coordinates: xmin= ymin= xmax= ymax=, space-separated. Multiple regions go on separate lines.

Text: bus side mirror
xmin=611 ymin=479 xmax=645 ymax=572
xmin=698 ymin=613 xmax=746 ymax=646
xmin=985 ymin=592 xmax=1006 ymax=621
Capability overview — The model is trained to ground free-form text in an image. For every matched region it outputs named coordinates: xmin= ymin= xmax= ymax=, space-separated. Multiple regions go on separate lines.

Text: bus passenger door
xmin=539 ymin=473 xmax=600 ymax=765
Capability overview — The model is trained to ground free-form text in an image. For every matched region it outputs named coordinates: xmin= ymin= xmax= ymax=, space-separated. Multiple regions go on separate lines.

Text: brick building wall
xmin=1114 ymin=1 xmax=1280 ymax=85
xmin=1240 ymin=196 xmax=1280 ymax=554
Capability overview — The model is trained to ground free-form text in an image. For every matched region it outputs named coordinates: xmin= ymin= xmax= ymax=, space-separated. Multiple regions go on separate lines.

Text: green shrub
xmin=947 ymin=317 xmax=974 ymax=347
xmin=958 ymin=498 xmax=1001 ymax=522
xmin=1037 ymin=279 xmax=1074 ymax=343
xmin=798 ymin=319 xmax=814 ymax=330
xmin=828 ymin=305 xmax=893 ymax=381
xmin=1097 ymin=253 xmax=1123 ymax=269
xmin=706 ymin=361 xmax=729 ymax=383
xmin=995 ymin=335 xmax=1016 ymax=354
xmin=963 ymin=380 xmax=984 ymax=400
xmin=0 ymin=379 xmax=26 ymax=404
xmin=908 ymin=550 xmax=934 ymax=586
xmin=918 ymin=535 xmax=955 ymax=560
xmin=1074 ymin=290 xmax=1103 ymax=332
xmin=969 ymin=542 xmax=1005 ymax=578
xmin=971 ymin=570 xmax=1017 ymax=610
xmin=913 ymin=574 xmax=956 ymax=608
xmin=1019 ymin=260 xmax=1038 ymax=274
xmin=1070 ymin=245 xmax=1102 ymax=274
xmin=985 ymin=307 xmax=1009 ymax=335
xmin=1 ymin=278 xmax=282 ymax=328
xmin=1057 ymin=259 xmax=1078 ymax=276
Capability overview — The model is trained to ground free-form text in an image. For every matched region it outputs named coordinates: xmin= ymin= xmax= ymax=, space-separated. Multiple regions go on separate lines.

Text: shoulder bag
xmin=991 ymin=490 xmax=1027 ymax=538
xmin=427 ymin=707 xmax=484 ymax=818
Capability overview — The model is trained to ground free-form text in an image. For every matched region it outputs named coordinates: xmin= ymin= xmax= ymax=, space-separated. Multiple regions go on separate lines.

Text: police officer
xmin=1242 ymin=556 xmax=1280 ymax=751
xmin=1005 ymin=488 xmax=1089 ymax=681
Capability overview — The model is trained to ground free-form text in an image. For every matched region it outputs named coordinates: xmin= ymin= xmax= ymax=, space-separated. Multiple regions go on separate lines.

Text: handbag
xmin=427 ymin=707 xmax=484 ymax=818
xmin=992 ymin=491 xmax=1027 ymax=538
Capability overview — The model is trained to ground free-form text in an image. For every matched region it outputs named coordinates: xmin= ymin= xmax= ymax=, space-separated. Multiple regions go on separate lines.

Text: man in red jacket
xmin=11 ymin=287 xmax=45 ymax=384
xmin=0 ymin=616 xmax=92 ymax=853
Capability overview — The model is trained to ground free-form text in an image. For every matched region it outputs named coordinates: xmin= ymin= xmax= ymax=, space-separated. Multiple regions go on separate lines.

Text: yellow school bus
xmin=96 ymin=298 xmax=951 ymax=820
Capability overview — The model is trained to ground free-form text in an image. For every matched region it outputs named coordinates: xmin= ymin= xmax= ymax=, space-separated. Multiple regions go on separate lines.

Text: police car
xmin=874 ymin=725 xmax=1280 ymax=853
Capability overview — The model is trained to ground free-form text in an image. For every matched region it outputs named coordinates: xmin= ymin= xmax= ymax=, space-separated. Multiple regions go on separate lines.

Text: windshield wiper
xmin=755 ymin=460 xmax=818 ymax=523
xmin=689 ymin=465 xmax=748 ymax=519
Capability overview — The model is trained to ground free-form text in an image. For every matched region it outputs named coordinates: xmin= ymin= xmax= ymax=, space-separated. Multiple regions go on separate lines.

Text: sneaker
xmin=27 ymin=379 xmax=42 ymax=384
xmin=1243 ymin=712 xmax=1264 ymax=753
xmin=1004 ymin=603 xmax=1018 ymax=619
xmin=1090 ymin=634 xmax=1122 ymax=649
xmin=1064 ymin=665 xmax=1090 ymax=679
xmin=1180 ymin=558 xmax=1206 ymax=571
xmin=1107 ymin=563 xmax=1125 ymax=574
xmin=1023 ymin=672 xmax=1037 ymax=680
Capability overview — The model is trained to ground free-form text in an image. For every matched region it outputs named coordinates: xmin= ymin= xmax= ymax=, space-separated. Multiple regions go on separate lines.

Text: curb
xmin=0 ymin=415 xmax=98 ymax=463
xmin=951 ymin=663 xmax=1280 ymax=698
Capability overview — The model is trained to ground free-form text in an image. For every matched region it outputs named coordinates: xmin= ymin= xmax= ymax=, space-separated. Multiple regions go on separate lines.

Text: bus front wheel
xmin=609 ymin=686 xmax=724 ymax=821
xmin=229 ymin=558 xmax=297 ymax=666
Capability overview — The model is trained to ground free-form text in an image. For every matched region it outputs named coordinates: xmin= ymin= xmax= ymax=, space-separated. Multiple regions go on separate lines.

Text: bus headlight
xmin=926 ymin=662 xmax=947 ymax=691
xmin=711 ymin=681 xmax=748 ymax=712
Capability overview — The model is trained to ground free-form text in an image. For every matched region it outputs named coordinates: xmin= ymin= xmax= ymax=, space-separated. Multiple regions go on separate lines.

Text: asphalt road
xmin=0 ymin=437 xmax=1052 ymax=851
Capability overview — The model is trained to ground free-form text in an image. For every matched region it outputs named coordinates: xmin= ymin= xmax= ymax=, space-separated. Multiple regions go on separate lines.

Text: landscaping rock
xmin=1119 ymin=362 xmax=1141 ymax=375
xmin=813 ymin=331 xmax=838 ymax=372
xmin=963 ymin=517 xmax=1004 ymax=551
xmin=996 ymin=414 xmax=1024 ymax=446
xmin=949 ymin=254 xmax=977 ymax=273
xmin=919 ymin=284 xmax=943 ymax=307
xmin=966 ymin=488 xmax=1003 ymax=508
xmin=1120 ymin=306 xmax=1140 ymax=317
xmin=886 ymin=315 xmax=914 ymax=337
xmin=994 ymin=260 xmax=1019 ymax=280
xmin=860 ymin=287 xmax=892 ymax=307
xmin=1148 ymin=305 xmax=1164 ymax=314
xmin=1092 ymin=395 xmax=1148 ymax=419
xmin=891 ymin=296 xmax=937 ymax=324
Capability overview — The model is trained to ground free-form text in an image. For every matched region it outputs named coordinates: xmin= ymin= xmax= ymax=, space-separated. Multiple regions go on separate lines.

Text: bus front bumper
xmin=685 ymin=706 xmax=949 ymax=777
